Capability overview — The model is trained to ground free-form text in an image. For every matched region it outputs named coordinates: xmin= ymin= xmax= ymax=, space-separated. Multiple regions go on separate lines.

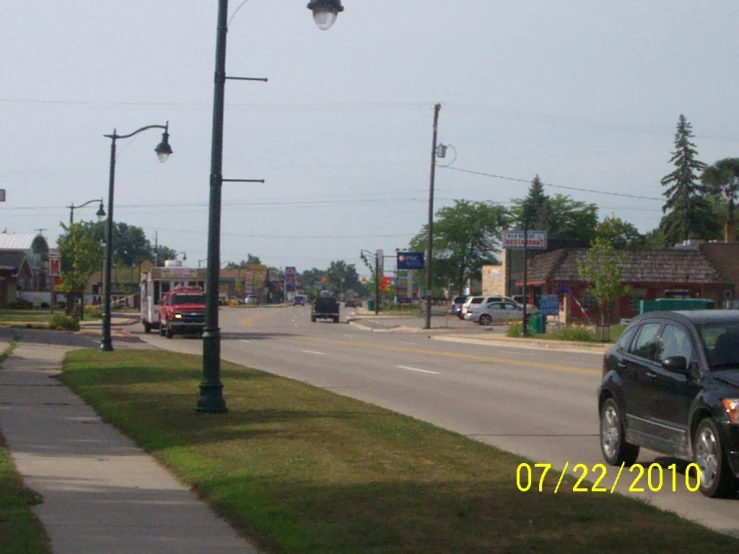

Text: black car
xmin=598 ymin=310 xmax=739 ymax=497
xmin=292 ymin=296 xmax=305 ymax=306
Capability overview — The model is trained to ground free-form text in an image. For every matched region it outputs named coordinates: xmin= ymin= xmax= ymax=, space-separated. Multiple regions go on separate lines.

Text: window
xmin=658 ymin=324 xmax=693 ymax=363
xmin=629 ymin=322 xmax=662 ymax=361
xmin=616 ymin=325 xmax=638 ymax=353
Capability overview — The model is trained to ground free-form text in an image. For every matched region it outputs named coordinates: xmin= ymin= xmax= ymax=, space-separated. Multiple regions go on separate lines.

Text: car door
xmin=621 ymin=321 xmax=663 ymax=443
xmin=647 ymin=322 xmax=701 ymax=456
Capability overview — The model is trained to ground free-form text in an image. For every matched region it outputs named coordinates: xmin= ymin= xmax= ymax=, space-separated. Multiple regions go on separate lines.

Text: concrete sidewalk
xmin=0 ymin=337 xmax=259 ymax=554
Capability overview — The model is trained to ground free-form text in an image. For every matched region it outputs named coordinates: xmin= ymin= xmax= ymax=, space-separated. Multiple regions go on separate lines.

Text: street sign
xmin=376 ymin=249 xmax=384 ymax=276
xmin=501 ymin=230 xmax=547 ymax=250
xmin=539 ymin=294 xmax=559 ymax=317
xmin=396 ymin=251 xmax=424 ymax=270
xmin=285 ymin=266 xmax=296 ymax=292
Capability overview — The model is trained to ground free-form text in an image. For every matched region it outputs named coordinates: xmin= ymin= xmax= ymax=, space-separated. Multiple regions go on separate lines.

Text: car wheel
xmin=165 ymin=325 xmax=173 ymax=339
xmin=600 ymin=398 xmax=639 ymax=466
xmin=693 ymin=418 xmax=737 ymax=498
xmin=334 ymin=316 xmax=339 ymax=323
xmin=159 ymin=324 xmax=165 ymax=337
xmin=311 ymin=317 xmax=316 ymax=322
xmin=143 ymin=322 xmax=151 ymax=334
xmin=479 ymin=314 xmax=492 ymax=326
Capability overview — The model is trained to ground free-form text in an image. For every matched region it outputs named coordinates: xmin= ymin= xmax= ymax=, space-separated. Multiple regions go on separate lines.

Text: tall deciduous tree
xmin=408 ymin=199 xmax=509 ymax=295
xmin=593 ymin=216 xmax=644 ymax=249
xmin=57 ymin=222 xmax=104 ymax=316
xmin=702 ymin=158 xmax=739 ymax=226
xmin=659 ymin=114 xmax=719 ymax=244
xmin=578 ymin=237 xmax=630 ymax=326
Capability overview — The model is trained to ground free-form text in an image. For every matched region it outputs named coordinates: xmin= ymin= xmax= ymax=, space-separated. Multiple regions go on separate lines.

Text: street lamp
xmin=197 ymin=0 xmax=347 ymax=414
xmin=175 ymin=251 xmax=187 ymax=261
xmin=100 ymin=123 xmax=172 ymax=352
xmin=360 ymin=249 xmax=380 ymax=315
xmin=68 ymin=198 xmax=106 ymax=226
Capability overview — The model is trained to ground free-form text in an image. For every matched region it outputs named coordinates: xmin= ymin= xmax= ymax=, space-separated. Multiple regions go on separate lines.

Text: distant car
xmin=293 ymin=296 xmax=305 ymax=306
xmin=459 ymin=295 xmax=517 ymax=319
xmin=450 ymin=295 xmax=468 ymax=317
xmin=465 ymin=301 xmax=524 ymax=325
xmin=245 ymin=295 xmax=259 ymax=305
xmin=598 ymin=310 xmax=739 ymax=498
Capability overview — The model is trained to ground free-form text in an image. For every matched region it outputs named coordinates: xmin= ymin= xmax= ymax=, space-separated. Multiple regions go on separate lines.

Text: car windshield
xmin=170 ymin=294 xmax=205 ymax=304
xmin=701 ymin=323 xmax=739 ymax=369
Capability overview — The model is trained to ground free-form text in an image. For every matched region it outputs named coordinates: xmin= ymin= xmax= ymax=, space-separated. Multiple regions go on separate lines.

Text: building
xmin=0 ymin=232 xmax=50 ymax=307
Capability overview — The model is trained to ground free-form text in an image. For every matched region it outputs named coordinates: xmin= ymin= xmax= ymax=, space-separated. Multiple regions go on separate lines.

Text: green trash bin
xmin=530 ymin=312 xmax=542 ymax=334
xmin=367 ymin=299 xmax=375 ymax=311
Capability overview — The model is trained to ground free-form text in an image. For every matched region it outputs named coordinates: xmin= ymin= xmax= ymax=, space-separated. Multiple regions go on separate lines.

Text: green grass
xmin=0 ymin=309 xmax=55 ymax=324
xmin=58 ymin=349 xmax=739 ymax=553
xmin=0 ymin=340 xmax=51 ymax=554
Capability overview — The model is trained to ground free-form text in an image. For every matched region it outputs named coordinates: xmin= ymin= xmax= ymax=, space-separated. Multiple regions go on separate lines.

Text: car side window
xmin=628 ymin=322 xmax=662 ymax=361
xmin=658 ymin=324 xmax=693 ymax=363
xmin=616 ymin=325 xmax=638 ymax=352
xmin=504 ymin=302 xmax=518 ymax=310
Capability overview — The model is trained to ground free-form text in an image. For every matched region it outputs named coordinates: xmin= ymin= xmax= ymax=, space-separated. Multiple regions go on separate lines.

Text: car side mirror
xmin=662 ymin=355 xmax=689 ymax=374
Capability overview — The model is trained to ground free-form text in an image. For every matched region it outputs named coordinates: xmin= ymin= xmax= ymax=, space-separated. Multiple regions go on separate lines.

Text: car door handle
xmin=616 ymin=361 xmax=626 ymax=369
xmin=646 ymin=371 xmax=657 ymax=379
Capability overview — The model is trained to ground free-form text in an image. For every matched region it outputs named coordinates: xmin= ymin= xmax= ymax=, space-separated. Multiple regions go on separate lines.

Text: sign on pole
xmin=49 ymin=257 xmax=61 ymax=277
xmin=376 ymin=249 xmax=384 ymax=276
xmin=539 ymin=294 xmax=559 ymax=317
xmin=285 ymin=266 xmax=296 ymax=292
xmin=501 ymin=230 xmax=547 ymax=250
xmin=396 ymin=251 xmax=424 ymax=270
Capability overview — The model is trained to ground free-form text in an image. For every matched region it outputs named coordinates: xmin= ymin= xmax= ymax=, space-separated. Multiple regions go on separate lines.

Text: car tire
xmin=165 ymin=325 xmax=173 ymax=339
xmin=159 ymin=324 xmax=165 ymax=337
xmin=600 ymin=398 xmax=639 ymax=466
xmin=479 ymin=314 xmax=492 ymax=326
xmin=693 ymin=418 xmax=737 ymax=498
xmin=334 ymin=316 xmax=339 ymax=323
xmin=311 ymin=317 xmax=316 ymax=322
xmin=143 ymin=322 xmax=151 ymax=334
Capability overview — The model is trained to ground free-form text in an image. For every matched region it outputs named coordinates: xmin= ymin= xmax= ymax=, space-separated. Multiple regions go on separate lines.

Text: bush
xmin=40 ymin=302 xmax=50 ymax=309
xmin=84 ymin=306 xmax=103 ymax=319
xmin=547 ymin=325 xmax=596 ymax=342
xmin=49 ymin=314 xmax=80 ymax=332
xmin=7 ymin=299 xmax=33 ymax=310
xmin=505 ymin=322 xmax=530 ymax=338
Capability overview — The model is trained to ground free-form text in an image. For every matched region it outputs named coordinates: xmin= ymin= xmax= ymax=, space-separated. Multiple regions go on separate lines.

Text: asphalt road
xmin=130 ymin=305 xmax=739 ymax=538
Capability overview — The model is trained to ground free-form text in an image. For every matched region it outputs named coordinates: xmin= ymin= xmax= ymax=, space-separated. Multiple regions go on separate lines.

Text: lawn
xmin=59 ymin=349 xmax=738 ymax=554
xmin=0 ymin=309 xmax=55 ymax=324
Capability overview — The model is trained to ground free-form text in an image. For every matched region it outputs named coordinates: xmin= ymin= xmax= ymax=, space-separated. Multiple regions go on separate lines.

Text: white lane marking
xmin=398 ymin=341 xmax=416 ymax=345
xmin=301 ymin=349 xmax=326 ymax=356
xmin=397 ymin=365 xmax=439 ymax=375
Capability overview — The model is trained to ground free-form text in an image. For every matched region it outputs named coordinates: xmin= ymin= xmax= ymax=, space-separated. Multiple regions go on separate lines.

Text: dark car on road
xmin=598 ymin=310 xmax=739 ymax=497
xmin=311 ymin=296 xmax=340 ymax=323
xmin=293 ymin=296 xmax=305 ymax=306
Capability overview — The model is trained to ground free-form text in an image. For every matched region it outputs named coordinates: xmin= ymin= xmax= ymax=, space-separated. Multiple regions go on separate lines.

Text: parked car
xmin=450 ymin=295 xmax=468 ymax=317
xmin=245 ymin=294 xmax=259 ymax=305
xmin=293 ymin=296 xmax=305 ymax=306
xmin=465 ymin=300 xmax=524 ymax=325
xmin=459 ymin=295 xmax=517 ymax=319
xmin=597 ymin=310 xmax=739 ymax=498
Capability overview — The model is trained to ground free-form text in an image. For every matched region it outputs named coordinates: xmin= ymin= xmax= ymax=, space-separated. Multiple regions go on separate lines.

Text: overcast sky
xmin=2 ymin=1 xmax=738 ymax=276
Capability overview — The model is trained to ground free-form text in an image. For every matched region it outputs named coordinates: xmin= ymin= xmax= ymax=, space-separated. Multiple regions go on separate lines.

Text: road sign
xmin=285 ymin=266 xmax=296 ymax=292
xmin=539 ymin=294 xmax=559 ymax=317
xmin=396 ymin=251 xmax=424 ymax=270
xmin=501 ymin=230 xmax=547 ymax=250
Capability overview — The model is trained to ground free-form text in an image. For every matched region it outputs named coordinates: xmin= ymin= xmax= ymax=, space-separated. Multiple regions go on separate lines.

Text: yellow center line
xmin=298 ymin=336 xmax=600 ymax=375
xmin=242 ymin=311 xmax=278 ymax=328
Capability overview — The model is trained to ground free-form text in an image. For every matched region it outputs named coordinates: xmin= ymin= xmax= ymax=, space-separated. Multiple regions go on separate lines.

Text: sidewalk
xmin=0 ymin=334 xmax=259 ymax=554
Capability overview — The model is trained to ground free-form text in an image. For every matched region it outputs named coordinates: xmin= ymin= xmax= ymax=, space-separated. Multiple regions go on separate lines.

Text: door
xmin=622 ymin=321 xmax=663 ymax=443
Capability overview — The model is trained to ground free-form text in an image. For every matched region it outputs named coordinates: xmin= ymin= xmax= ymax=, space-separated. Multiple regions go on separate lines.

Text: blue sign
xmin=397 ymin=251 xmax=424 ymax=270
xmin=539 ymin=294 xmax=559 ymax=317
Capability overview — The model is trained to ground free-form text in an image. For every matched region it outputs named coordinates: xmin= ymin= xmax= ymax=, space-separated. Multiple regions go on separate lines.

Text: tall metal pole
xmin=424 ymin=103 xmax=441 ymax=329
xmin=197 ymin=0 xmax=229 ymax=413
xmin=375 ymin=255 xmax=379 ymax=315
xmin=101 ymin=135 xmax=117 ymax=352
xmin=522 ymin=226 xmax=529 ymax=336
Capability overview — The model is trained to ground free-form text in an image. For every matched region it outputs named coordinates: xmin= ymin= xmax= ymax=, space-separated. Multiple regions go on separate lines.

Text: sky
xmin=2 ymin=1 xmax=739 ymax=277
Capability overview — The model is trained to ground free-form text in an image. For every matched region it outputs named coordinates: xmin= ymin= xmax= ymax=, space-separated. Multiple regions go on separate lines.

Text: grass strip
xmin=61 ymin=349 xmax=737 ymax=554
xmin=0 ymin=310 xmax=55 ymax=323
xmin=0 ymin=434 xmax=51 ymax=554
xmin=0 ymin=339 xmax=17 ymax=367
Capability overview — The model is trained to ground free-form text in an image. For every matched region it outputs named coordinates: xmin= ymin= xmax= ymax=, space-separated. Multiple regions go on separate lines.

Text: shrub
xmin=7 ymin=299 xmax=33 ymax=310
xmin=505 ymin=322 xmax=530 ymax=338
xmin=84 ymin=305 xmax=103 ymax=319
xmin=547 ymin=325 xmax=595 ymax=342
xmin=49 ymin=314 xmax=80 ymax=332
xmin=40 ymin=302 xmax=50 ymax=309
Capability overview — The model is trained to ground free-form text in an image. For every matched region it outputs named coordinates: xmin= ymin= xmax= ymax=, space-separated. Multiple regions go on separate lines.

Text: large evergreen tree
xmin=518 ymin=175 xmax=551 ymax=230
xmin=659 ymin=114 xmax=718 ymax=244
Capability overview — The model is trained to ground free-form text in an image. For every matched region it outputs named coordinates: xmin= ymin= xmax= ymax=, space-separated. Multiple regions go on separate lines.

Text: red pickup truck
xmin=158 ymin=286 xmax=206 ymax=338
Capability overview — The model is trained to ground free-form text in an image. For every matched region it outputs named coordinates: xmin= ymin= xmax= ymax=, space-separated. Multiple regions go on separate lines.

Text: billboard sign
xmin=285 ymin=266 xmax=297 ymax=292
xmin=501 ymin=230 xmax=547 ymax=250
xmin=396 ymin=251 xmax=424 ymax=270
xmin=49 ymin=257 xmax=61 ymax=277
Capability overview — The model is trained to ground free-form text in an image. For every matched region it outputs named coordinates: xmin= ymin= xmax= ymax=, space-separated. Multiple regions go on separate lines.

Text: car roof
xmin=629 ymin=310 xmax=739 ymax=327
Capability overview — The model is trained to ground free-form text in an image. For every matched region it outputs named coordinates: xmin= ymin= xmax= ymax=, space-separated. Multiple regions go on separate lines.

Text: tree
xmin=578 ymin=237 xmax=631 ymax=326
xmin=702 ymin=158 xmax=739 ymax=227
xmin=659 ymin=114 xmax=719 ymax=244
xmin=593 ymin=216 xmax=644 ymax=249
xmin=57 ymin=222 xmax=104 ymax=317
xmin=519 ymin=175 xmax=551 ymax=231
xmin=408 ymin=199 xmax=509 ymax=295
xmin=155 ymin=245 xmax=178 ymax=265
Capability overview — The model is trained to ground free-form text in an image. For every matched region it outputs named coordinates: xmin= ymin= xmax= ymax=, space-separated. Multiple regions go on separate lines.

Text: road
xmin=130 ymin=305 xmax=739 ymax=537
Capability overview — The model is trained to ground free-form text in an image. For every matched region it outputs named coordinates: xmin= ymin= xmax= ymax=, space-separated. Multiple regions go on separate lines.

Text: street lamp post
xmin=197 ymin=0 xmax=346 ymax=413
xmin=100 ymin=123 xmax=172 ymax=352
xmin=68 ymin=198 xmax=106 ymax=226
xmin=360 ymin=249 xmax=380 ymax=315
xmin=424 ymin=103 xmax=441 ymax=330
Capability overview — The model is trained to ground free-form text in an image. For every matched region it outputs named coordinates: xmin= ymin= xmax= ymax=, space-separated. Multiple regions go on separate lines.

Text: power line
xmin=441 ymin=166 xmax=664 ymax=201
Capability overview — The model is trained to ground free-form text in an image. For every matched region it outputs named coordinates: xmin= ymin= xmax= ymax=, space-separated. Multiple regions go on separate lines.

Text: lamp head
xmin=307 ymin=0 xmax=344 ymax=30
xmin=154 ymin=122 xmax=173 ymax=163
xmin=96 ymin=201 xmax=106 ymax=222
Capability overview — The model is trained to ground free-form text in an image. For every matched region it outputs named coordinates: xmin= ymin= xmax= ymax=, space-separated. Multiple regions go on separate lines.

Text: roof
xmin=0 ymin=233 xmax=44 ymax=251
xmin=0 ymin=251 xmax=28 ymax=276
xmin=528 ymin=248 xmax=724 ymax=285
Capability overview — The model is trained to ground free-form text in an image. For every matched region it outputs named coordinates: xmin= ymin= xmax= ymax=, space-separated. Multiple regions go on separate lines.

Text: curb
xmin=432 ymin=334 xmax=609 ymax=354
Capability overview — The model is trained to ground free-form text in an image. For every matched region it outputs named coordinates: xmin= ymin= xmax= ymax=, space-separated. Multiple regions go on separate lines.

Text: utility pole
xmin=522 ymin=225 xmax=529 ymax=336
xmin=425 ymin=103 xmax=441 ymax=329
